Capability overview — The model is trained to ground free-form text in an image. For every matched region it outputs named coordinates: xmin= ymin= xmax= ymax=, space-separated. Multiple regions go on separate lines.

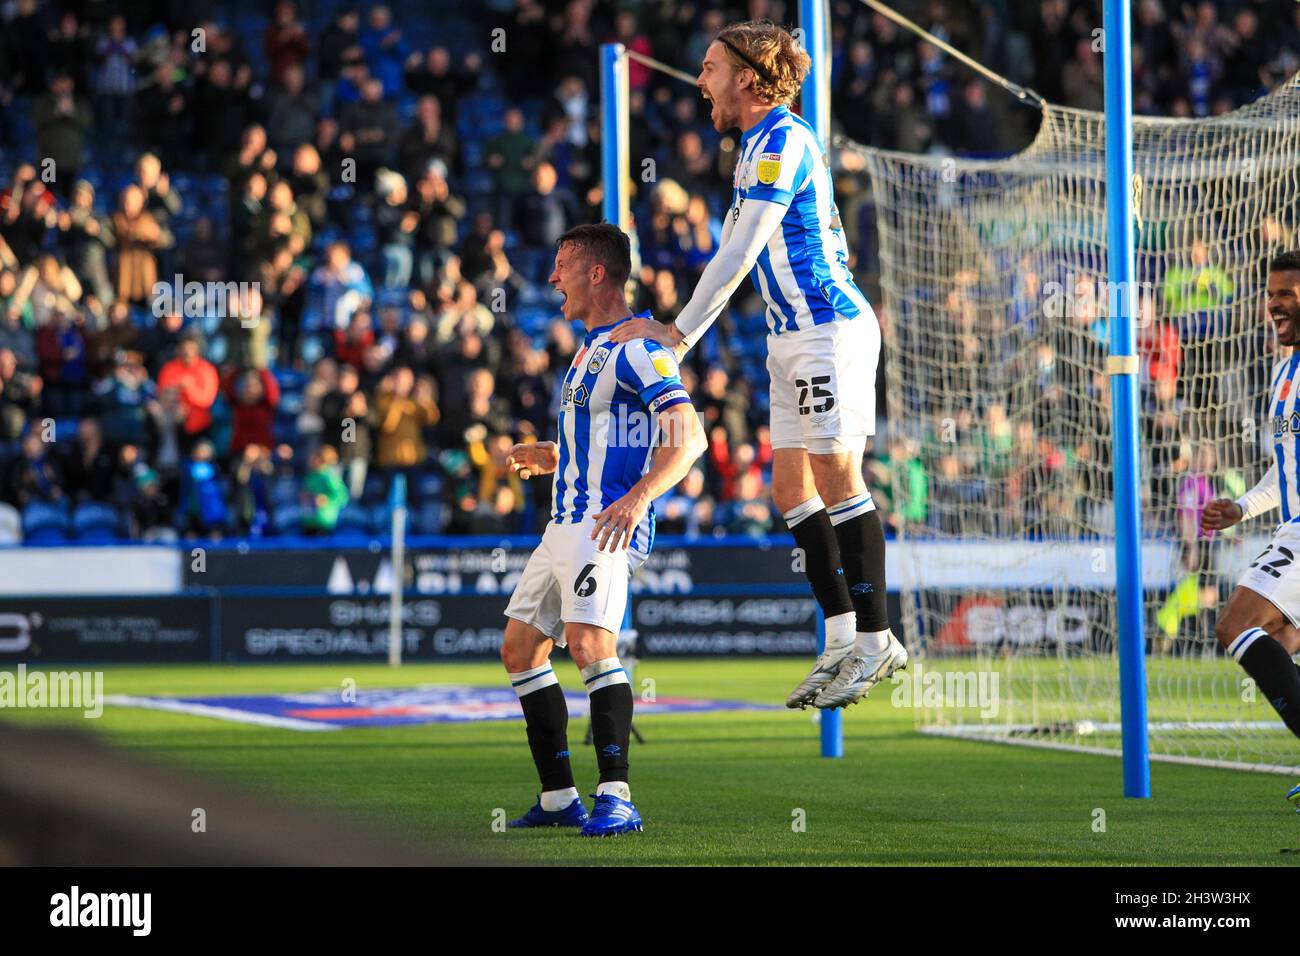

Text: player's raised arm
xmin=673 ymin=197 xmax=789 ymax=349
xmin=608 ymin=196 xmax=789 ymax=355
xmin=1203 ymin=461 xmax=1281 ymax=532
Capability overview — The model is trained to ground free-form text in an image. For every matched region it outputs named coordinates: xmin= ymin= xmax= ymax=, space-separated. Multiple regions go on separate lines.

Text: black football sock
xmin=509 ymin=663 xmax=575 ymax=793
xmin=582 ymin=657 xmax=632 ymax=786
xmin=828 ymin=492 xmax=890 ymax=636
xmin=783 ymin=496 xmax=855 ymax=649
xmin=1231 ymin=628 xmax=1300 ymax=739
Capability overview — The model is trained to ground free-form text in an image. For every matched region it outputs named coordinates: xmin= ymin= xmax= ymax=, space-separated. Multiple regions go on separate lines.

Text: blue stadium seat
xmin=271 ymin=504 xmax=305 ymax=537
xmin=369 ymin=503 xmax=408 ymax=535
xmin=270 ymin=477 xmax=300 ymax=507
xmin=22 ymin=501 xmax=70 ymax=544
xmin=361 ymin=472 xmax=390 ymax=505
xmin=71 ymin=502 xmax=121 ymax=542
xmin=414 ymin=470 xmax=443 ymax=501
xmin=411 ymin=500 xmax=445 ymax=535
xmin=335 ymin=503 xmax=373 ymax=537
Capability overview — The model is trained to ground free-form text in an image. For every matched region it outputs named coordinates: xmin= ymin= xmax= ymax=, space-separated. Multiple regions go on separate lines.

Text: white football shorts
xmin=1236 ymin=521 xmax=1300 ymax=627
xmin=766 ymin=313 xmax=879 ymax=453
xmin=504 ymin=515 xmax=647 ymax=646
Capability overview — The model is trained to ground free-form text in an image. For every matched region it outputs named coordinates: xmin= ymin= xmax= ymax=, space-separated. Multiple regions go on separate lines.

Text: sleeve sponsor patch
xmin=756 ymin=152 xmax=782 ymax=185
xmin=650 ymin=351 xmax=679 ymax=379
xmin=648 ymin=388 xmax=690 ymax=413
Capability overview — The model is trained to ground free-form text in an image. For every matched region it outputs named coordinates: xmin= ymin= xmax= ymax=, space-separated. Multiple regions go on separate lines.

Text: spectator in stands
xmin=136 ymin=59 xmax=191 ymax=170
xmin=228 ymin=125 xmax=278 ymax=192
xmin=318 ymin=8 xmax=361 ymax=89
xmin=311 ymin=241 xmax=373 ymax=329
xmin=321 ymin=364 xmax=371 ymax=499
xmin=136 ymin=154 xmax=181 ymax=247
xmin=467 ymin=426 xmax=523 ymax=520
xmin=439 ymin=365 xmax=510 ymax=448
xmin=93 ymin=348 xmax=154 ymax=449
xmin=264 ymin=1 xmax=311 ymax=88
xmin=516 ymin=162 xmax=572 ymax=250
xmin=230 ymin=171 xmax=267 ymax=281
xmin=226 ymin=367 xmax=280 ymax=459
xmin=48 ymin=12 xmax=90 ymax=94
xmin=195 ymin=58 xmax=254 ymax=167
xmin=35 ymin=72 xmax=92 ymax=199
xmin=404 ymin=46 xmax=479 ymax=128
xmin=7 ymin=431 xmax=64 ymax=509
xmin=375 ymin=169 xmax=417 ymax=289
xmin=410 ymin=161 xmax=464 ymax=287
xmin=334 ymin=309 xmax=375 ymax=370
xmin=726 ymin=470 xmax=774 ymax=538
xmin=656 ymin=468 xmax=708 ymax=538
xmin=62 ymin=419 xmax=113 ymax=503
xmin=0 ymin=271 xmax=34 ymax=353
xmin=266 ymin=64 xmax=320 ymax=156
xmin=373 ymin=365 xmax=438 ymax=475
xmin=485 ymin=107 xmax=534 ymax=228
xmin=181 ymin=217 xmax=229 ymax=286
xmin=301 ymin=444 xmax=350 ymax=534
xmin=399 ymin=95 xmax=458 ymax=184
xmin=58 ymin=181 xmax=114 ymax=306
xmin=232 ymin=443 xmax=274 ymax=537
xmin=697 ymin=366 xmax=749 ymax=446
xmin=124 ymin=463 xmax=170 ymax=540
xmin=221 ymin=286 xmax=273 ymax=371
xmin=35 ymin=308 xmax=89 ymax=417
xmin=177 ymin=439 xmax=228 ymax=539
xmin=360 ymin=5 xmax=409 ymax=97
xmin=0 ymin=349 xmax=41 ymax=442
xmin=15 ymin=254 xmax=81 ymax=328
xmin=92 ymin=15 xmax=136 ymax=152
xmin=339 ymin=77 xmax=400 ymax=189
xmin=156 ymin=337 xmax=219 ymax=453
xmin=260 ymin=180 xmax=312 ymax=265
xmin=111 ymin=185 xmax=163 ymax=305
xmin=289 ymin=144 xmax=329 ymax=232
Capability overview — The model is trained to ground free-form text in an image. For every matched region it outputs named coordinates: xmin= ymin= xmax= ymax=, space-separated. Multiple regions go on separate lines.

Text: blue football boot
xmin=579 ymin=792 xmax=643 ymax=837
xmin=1287 ymin=782 xmax=1300 ymax=813
xmin=507 ymin=794 xmax=589 ymax=828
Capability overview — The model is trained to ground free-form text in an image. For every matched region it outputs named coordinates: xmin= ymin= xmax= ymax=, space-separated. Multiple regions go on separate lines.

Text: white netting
xmin=847 ymin=73 xmax=1300 ymax=773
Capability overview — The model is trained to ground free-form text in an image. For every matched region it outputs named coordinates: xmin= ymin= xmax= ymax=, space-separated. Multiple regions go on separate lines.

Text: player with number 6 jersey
xmin=499 ymin=224 xmax=707 ymax=837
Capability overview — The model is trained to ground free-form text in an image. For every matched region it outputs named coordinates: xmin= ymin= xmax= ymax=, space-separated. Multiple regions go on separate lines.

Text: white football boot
xmin=785 ymin=644 xmax=854 ymax=709
xmin=813 ymin=633 xmax=909 ymax=709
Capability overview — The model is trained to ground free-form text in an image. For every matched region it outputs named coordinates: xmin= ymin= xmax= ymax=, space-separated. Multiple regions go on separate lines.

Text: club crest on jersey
xmin=756 ymin=152 xmax=782 ymax=185
xmin=587 ymin=345 xmax=610 ymax=374
xmin=1282 ymin=379 xmax=1292 ymax=401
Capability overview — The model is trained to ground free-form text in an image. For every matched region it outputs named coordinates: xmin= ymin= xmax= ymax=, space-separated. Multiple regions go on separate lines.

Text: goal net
xmin=844 ymin=73 xmax=1300 ymax=774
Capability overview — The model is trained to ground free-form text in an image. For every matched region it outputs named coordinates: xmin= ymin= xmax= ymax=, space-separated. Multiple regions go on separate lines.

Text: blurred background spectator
xmin=0 ymin=0 xmax=1292 ymax=544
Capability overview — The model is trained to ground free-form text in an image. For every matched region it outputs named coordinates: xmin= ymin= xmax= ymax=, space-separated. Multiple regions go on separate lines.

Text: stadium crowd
xmin=0 ymin=0 xmax=1294 ymax=544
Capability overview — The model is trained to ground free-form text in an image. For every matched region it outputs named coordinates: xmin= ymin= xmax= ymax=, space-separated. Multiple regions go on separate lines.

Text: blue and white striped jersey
xmin=1268 ymin=353 xmax=1300 ymax=522
xmin=551 ymin=311 xmax=691 ymax=554
xmin=731 ymin=104 xmax=872 ymax=335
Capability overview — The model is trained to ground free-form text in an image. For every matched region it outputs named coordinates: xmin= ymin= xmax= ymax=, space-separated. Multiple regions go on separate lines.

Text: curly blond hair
xmin=715 ymin=20 xmax=811 ymax=106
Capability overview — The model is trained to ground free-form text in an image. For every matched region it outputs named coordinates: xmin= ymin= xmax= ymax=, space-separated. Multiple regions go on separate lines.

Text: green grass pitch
xmin=5 ymin=658 xmax=1300 ymax=865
